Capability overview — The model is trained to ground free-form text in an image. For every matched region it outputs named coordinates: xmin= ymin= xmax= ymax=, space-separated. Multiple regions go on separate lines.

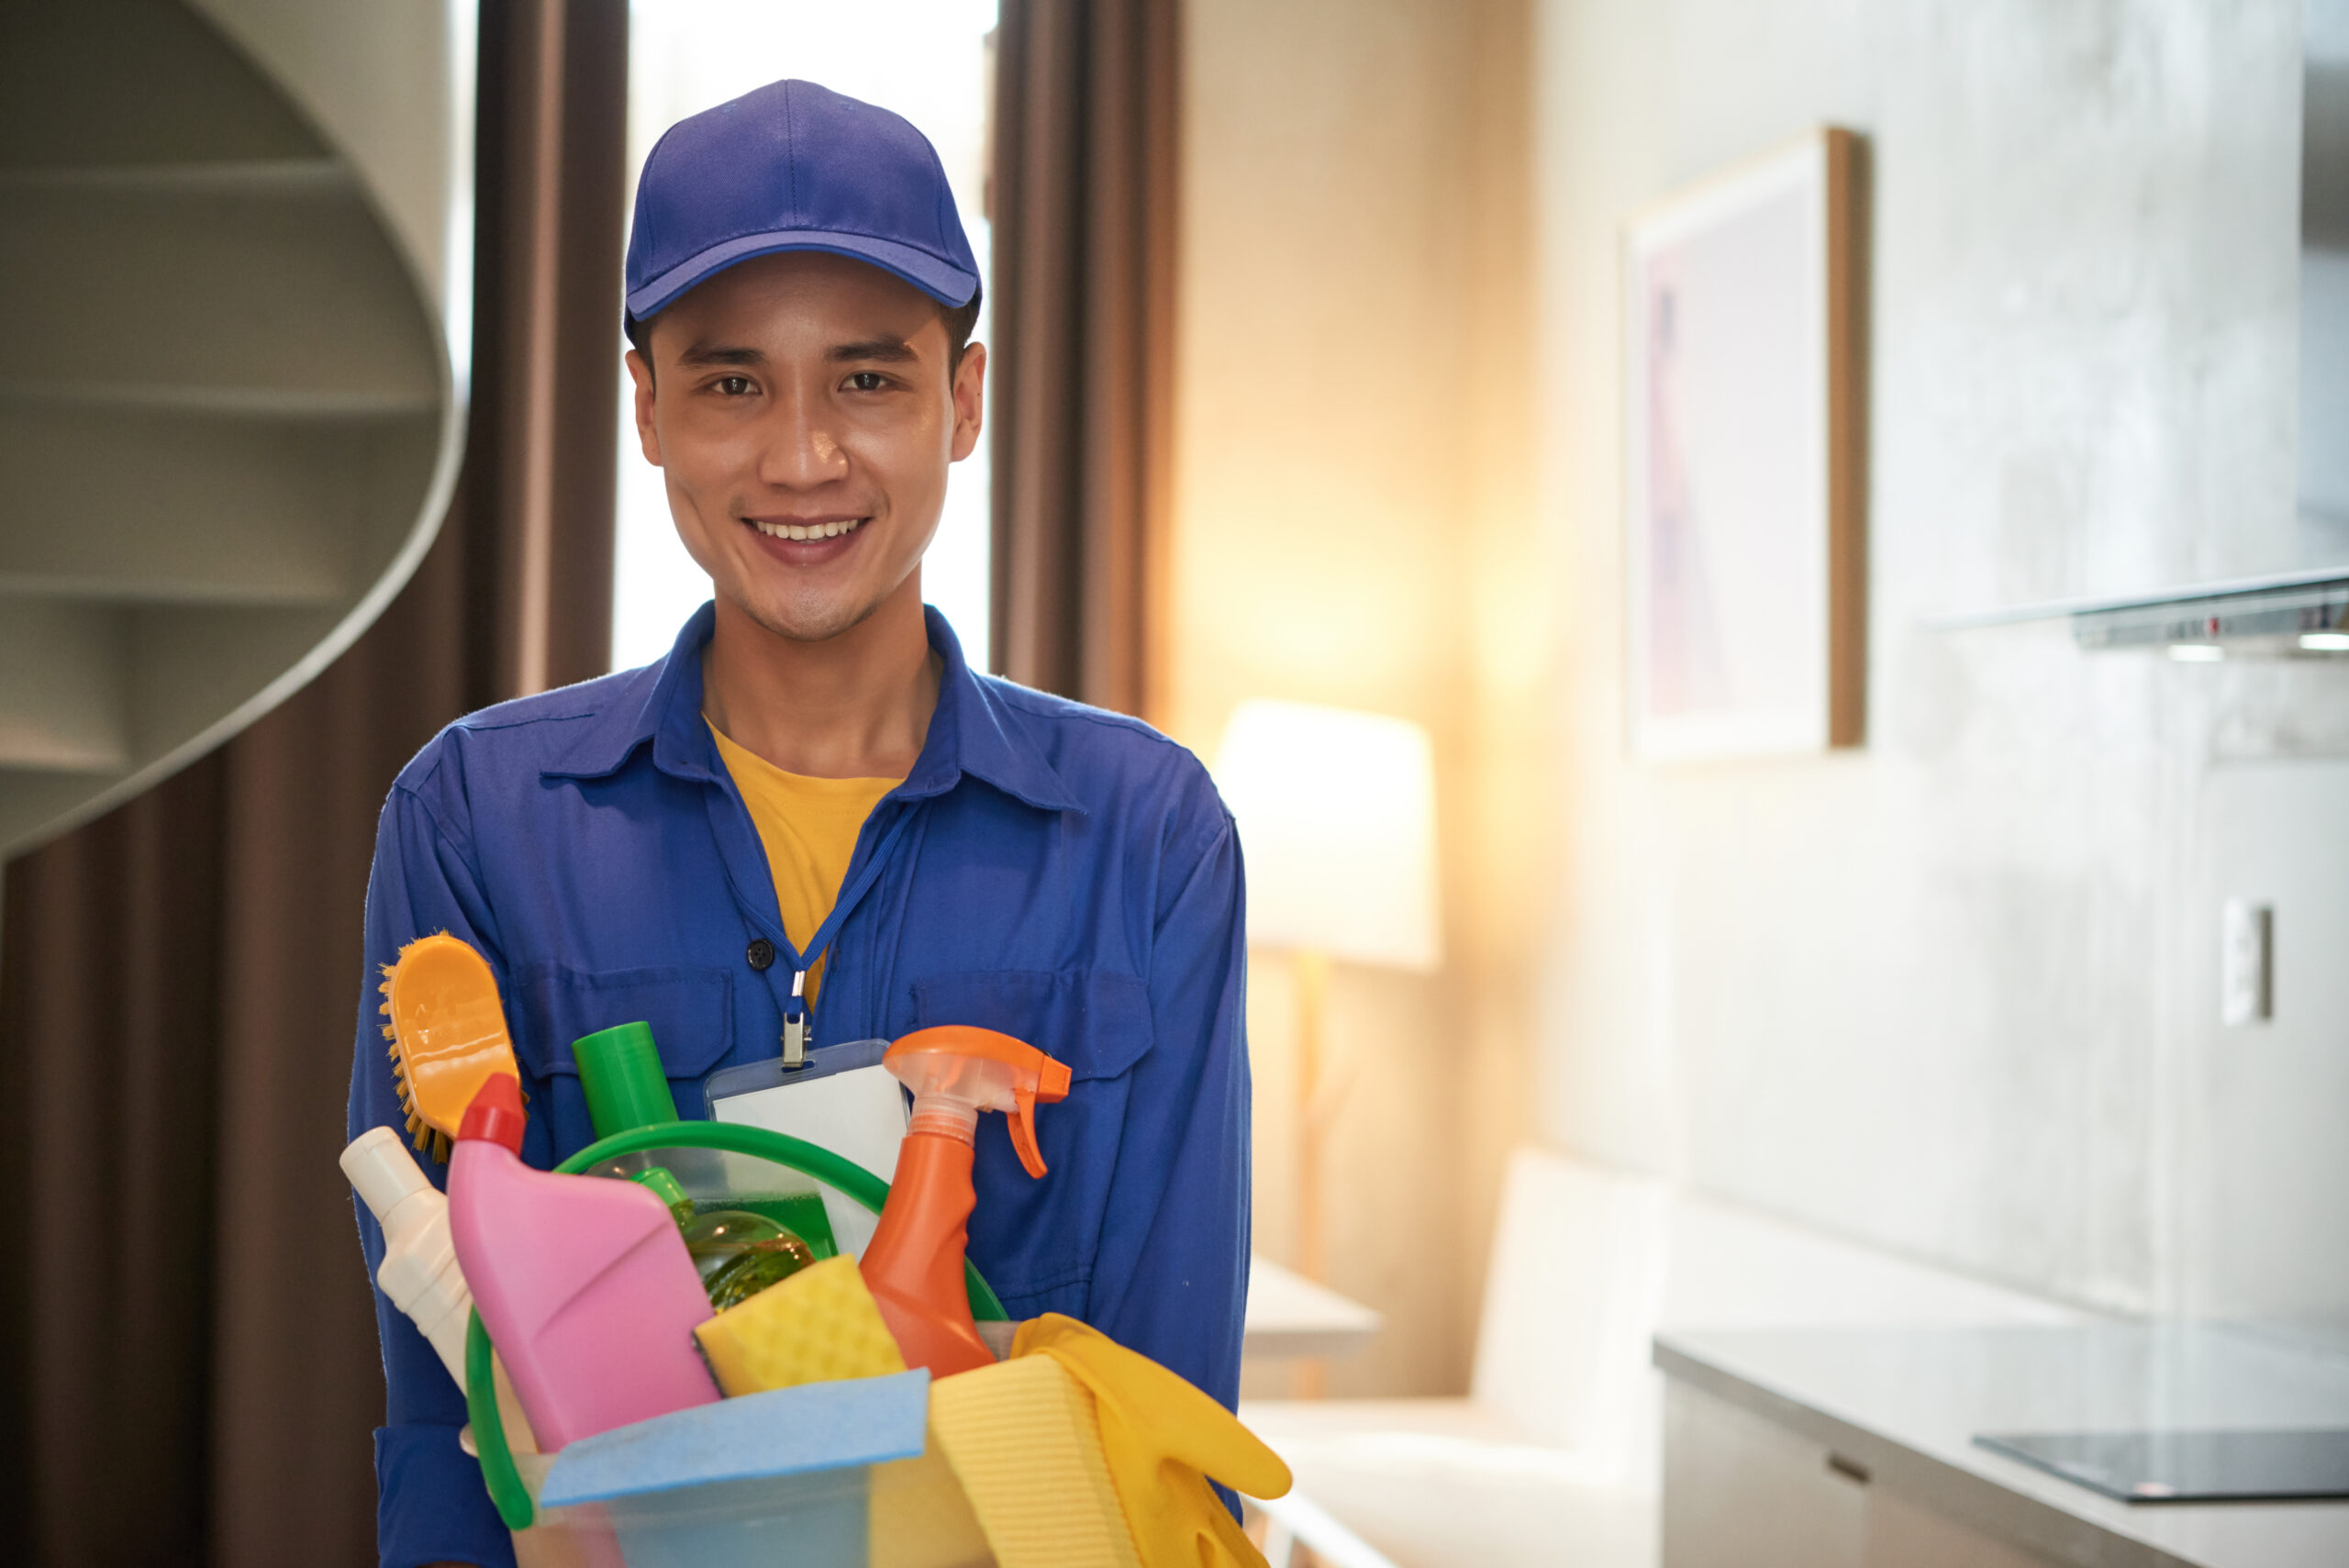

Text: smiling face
xmin=628 ymin=250 xmax=985 ymax=646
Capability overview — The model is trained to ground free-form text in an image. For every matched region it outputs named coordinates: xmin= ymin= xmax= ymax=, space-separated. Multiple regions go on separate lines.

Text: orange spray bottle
xmin=859 ymin=1026 xmax=1071 ymax=1377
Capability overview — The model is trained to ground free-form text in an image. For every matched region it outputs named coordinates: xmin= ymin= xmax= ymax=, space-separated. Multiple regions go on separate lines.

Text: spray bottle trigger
xmin=1005 ymin=1054 xmax=1073 ymax=1179
xmin=1008 ymin=1094 xmax=1049 ymax=1178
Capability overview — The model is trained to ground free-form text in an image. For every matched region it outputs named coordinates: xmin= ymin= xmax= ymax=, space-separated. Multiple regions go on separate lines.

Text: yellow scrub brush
xmin=382 ymin=933 xmax=522 ymax=1162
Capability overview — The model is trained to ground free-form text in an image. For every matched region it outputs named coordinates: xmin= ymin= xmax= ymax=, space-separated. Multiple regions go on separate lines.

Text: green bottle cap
xmin=572 ymin=1020 xmax=680 ymax=1139
xmin=629 ymin=1165 xmax=693 ymax=1214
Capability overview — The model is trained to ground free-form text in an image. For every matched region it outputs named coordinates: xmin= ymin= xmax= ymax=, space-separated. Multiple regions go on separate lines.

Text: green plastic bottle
xmin=629 ymin=1165 xmax=816 ymax=1309
xmin=577 ymin=1022 xmax=814 ymax=1309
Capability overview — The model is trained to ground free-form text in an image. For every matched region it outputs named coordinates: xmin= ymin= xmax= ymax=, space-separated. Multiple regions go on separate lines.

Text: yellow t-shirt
xmin=707 ymin=720 xmax=901 ymax=1003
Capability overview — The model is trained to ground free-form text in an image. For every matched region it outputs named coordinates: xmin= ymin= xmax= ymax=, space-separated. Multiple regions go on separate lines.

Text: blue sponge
xmin=539 ymin=1369 xmax=930 ymax=1507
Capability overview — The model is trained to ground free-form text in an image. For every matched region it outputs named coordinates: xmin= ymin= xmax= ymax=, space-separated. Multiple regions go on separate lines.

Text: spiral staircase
xmin=0 ymin=0 xmax=473 ymax=857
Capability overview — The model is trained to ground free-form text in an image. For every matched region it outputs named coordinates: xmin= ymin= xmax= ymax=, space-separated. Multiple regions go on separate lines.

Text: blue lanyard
xmin=777 ymin=801 xmax=918 ymax=1069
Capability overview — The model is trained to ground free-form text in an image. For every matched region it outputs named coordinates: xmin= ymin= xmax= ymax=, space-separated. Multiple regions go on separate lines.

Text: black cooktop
xmin=1975 ymin=1428 xmax=2349 ymax=1503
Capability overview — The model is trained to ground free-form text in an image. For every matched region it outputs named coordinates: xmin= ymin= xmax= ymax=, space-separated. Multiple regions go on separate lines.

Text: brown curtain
xmin=0 ymin=3 xmax=627 ymax=1562
xmin=988 ymin=0 xmax=1181 ymax=717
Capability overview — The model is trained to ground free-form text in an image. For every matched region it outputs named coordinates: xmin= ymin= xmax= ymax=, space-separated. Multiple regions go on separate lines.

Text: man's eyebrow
xmin=829 ymin=336 xmax=918 ymax=363
xmin=674 ymin=341 xmax=766 ymax=369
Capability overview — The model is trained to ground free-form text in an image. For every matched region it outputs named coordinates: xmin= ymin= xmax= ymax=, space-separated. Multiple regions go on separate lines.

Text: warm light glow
xmin=1212 ymin=700 xmax=1442 ymax=972
xmin=2166 ymin=644 xmax=2225 ymax=662
xmin=2299 ymin=631 xmax=2349 ymax=652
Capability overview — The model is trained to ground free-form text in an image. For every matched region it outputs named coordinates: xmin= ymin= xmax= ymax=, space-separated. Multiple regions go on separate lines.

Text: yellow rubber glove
xmin=1012 ymin=1314 xmax=1292 ymax=1568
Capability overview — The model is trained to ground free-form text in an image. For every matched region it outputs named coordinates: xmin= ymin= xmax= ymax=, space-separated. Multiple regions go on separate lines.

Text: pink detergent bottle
xmin=447 ymin=1074 xmax=718 ymax=1448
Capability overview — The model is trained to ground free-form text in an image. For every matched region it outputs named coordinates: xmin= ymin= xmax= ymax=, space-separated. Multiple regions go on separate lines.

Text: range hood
xmin=2299 ymin=0 xmax=2349 ymax=570
xmin=1942 ymin=0 xmax=2349 ymax=658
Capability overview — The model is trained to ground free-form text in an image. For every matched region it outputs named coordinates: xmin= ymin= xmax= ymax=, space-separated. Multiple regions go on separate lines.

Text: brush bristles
xmin=384 ymin=958 xmax=437 ymax=1156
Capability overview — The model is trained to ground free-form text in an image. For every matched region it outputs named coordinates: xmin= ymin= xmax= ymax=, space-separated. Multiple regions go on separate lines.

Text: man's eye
xmin=715 ymin=375 xmax=756 ymax=396
xmin=846 ymin=372 xmax=888 ymax=393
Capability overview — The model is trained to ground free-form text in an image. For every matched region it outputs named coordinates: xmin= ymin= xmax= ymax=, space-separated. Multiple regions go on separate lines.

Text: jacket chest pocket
xmin=910 ymin=967 xmax=1152 ymax=1308
xmin=513 ymin=962 xmax=735 ymax=1156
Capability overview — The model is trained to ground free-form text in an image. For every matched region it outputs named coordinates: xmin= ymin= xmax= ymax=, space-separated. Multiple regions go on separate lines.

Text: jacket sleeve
xmin=1085 ymin=804 xmax=1252 ymax=1416
xmin=347 ymin=776 xmax=518 ymax=1568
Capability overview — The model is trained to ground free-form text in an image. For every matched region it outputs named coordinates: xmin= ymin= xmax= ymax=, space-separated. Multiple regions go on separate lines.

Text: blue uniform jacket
xmin=348 ymin=604 xmax=1252 ymax=1567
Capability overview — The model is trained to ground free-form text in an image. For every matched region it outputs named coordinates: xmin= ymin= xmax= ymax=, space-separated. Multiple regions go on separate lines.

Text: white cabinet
xmin=1664 ymin=1382 xmax=2062 ymax=1568
xmin=1664 ymin=1382 xmax=1865 ymax=1568
xmin=1864 ymin=1485 xmax=2056 ymax=1568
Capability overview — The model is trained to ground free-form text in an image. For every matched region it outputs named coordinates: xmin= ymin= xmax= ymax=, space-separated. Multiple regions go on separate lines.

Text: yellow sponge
xmin=870 ymin=1436 xmax=996 ymax=1568
xmin=929 ymin=1354 xmax=1142 ymax=1568
xmin=693 ymin=1255 xmax=908 ymax=1396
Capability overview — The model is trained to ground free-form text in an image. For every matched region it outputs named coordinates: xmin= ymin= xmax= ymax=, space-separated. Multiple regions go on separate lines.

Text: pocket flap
xmin=909 ymin=968 xmax=1153 ymax=1082
xmin=514 ymin=962 xmax=735 ymax=1081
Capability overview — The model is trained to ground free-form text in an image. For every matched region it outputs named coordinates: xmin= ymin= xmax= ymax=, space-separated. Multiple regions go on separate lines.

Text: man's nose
xmin=759 ymin=388 xmax=851 ymax=488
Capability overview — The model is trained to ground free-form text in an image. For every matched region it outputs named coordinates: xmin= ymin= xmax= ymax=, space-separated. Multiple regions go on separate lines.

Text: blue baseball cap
xmin=624 ymin=78 xmax=980 ymax=328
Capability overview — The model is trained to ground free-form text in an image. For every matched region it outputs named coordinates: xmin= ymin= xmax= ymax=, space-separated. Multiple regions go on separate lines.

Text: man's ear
xmin=948 ymin=341 xmax=985 ymax=462
xmin=625 ymin=349 xmax=663 ymax=465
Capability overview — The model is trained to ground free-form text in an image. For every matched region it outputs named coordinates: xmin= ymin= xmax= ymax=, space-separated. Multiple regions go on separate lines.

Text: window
xmin=611 ymin=0 xmax=998 ymax=671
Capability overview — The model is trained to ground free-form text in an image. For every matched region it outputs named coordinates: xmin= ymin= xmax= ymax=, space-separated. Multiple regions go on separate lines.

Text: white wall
xmin=1534 ymin=0 xmax=2349 ymax=1324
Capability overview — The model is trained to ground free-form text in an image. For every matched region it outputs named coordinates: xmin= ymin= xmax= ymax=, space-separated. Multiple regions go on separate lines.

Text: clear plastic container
xmin=518 ymin=1465 xmax=868 ymax=1568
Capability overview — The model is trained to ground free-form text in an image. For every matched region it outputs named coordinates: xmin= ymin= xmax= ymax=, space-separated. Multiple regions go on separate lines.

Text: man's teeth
xmin=753 ymin=517 xmax=865 ymax=541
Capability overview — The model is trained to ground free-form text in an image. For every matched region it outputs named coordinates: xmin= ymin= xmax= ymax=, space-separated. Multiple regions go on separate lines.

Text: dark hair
xmin=625 ymin=280 xmax=984 ymax=375
xmin=941 ymin=287 xmax=983 ymax=362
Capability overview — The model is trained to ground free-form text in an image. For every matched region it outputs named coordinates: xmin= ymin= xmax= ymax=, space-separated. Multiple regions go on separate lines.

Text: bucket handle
xmin=466 ymin=1118 xmax=1009 ymax=1531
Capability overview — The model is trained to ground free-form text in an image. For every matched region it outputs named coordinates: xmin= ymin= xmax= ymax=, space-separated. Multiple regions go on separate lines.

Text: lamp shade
xmin=1211 ymin=699 xmax=1442 ymax=973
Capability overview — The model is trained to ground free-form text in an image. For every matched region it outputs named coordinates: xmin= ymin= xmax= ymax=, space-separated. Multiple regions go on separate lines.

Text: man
xmin=349 ymin=80 xmax=1249 ymax=1567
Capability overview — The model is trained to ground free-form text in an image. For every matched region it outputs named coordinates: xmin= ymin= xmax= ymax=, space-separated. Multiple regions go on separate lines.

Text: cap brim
xmin=626 ymin=228 xmax=979 ymax=322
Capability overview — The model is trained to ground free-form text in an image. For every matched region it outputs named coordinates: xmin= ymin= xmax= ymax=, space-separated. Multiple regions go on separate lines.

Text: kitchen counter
xmin=1654 ymin=1323 xmax=2349 ymax=1568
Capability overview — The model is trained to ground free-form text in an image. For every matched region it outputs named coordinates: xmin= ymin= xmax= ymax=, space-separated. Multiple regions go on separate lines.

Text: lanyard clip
xmin=781 ymin=969 xmax=811 ymax=1070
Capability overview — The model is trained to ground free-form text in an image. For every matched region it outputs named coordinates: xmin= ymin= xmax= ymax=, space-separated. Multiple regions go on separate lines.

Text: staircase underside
xmin=0 ymin=0 xmax=464 ymax=857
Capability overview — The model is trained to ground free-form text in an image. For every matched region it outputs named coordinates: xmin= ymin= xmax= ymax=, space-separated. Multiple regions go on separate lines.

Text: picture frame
xmin=1625 ymin=127 xmax=1865 ymax=762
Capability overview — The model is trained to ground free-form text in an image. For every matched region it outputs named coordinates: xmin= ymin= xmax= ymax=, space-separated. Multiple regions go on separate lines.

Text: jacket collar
xmin=542 ymin=602 xmax=1084 ymax=816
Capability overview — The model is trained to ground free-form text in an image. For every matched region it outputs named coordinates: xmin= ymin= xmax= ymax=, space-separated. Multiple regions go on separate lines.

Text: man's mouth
xmin=749 ymin=515 xmax=867 ymax=541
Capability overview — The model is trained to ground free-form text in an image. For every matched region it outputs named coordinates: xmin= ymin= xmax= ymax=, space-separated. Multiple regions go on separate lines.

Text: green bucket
xmin=463 ymin=1119 xmax=1007 ymax=1531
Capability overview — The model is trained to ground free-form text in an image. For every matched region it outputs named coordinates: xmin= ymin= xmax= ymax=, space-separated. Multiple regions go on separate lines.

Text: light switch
xmin=2221 ymin=898 xmax=2274 ymax=1026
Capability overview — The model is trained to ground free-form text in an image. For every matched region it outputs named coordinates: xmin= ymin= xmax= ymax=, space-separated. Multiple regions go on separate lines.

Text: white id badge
xmin=703 ymin=1039 xmax=907 ymax=1261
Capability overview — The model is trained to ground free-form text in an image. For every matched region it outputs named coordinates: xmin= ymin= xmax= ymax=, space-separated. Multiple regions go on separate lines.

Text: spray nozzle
xmin=883 ymin=1026 xmax=1072 ymax=1178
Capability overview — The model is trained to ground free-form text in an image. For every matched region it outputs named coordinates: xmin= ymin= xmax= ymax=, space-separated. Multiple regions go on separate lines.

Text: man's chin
xmin=730 ymin=585 xmax=890 ymax=646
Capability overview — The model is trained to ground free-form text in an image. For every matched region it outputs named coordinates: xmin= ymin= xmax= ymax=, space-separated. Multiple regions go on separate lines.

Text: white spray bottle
xmin=343 ymin=1127 xmax=543 ymax=1458
xmin=342 ymin=1126 xmax=474 ymax=1385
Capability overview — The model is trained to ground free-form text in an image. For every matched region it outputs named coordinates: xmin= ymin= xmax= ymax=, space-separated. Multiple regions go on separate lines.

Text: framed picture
xmin=1626 ymin=127 xmax=1865 ymax=761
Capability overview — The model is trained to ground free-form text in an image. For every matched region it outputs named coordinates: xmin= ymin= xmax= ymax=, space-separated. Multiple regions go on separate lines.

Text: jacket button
xmin=746 ymin=938 xmax=775 ymax=971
